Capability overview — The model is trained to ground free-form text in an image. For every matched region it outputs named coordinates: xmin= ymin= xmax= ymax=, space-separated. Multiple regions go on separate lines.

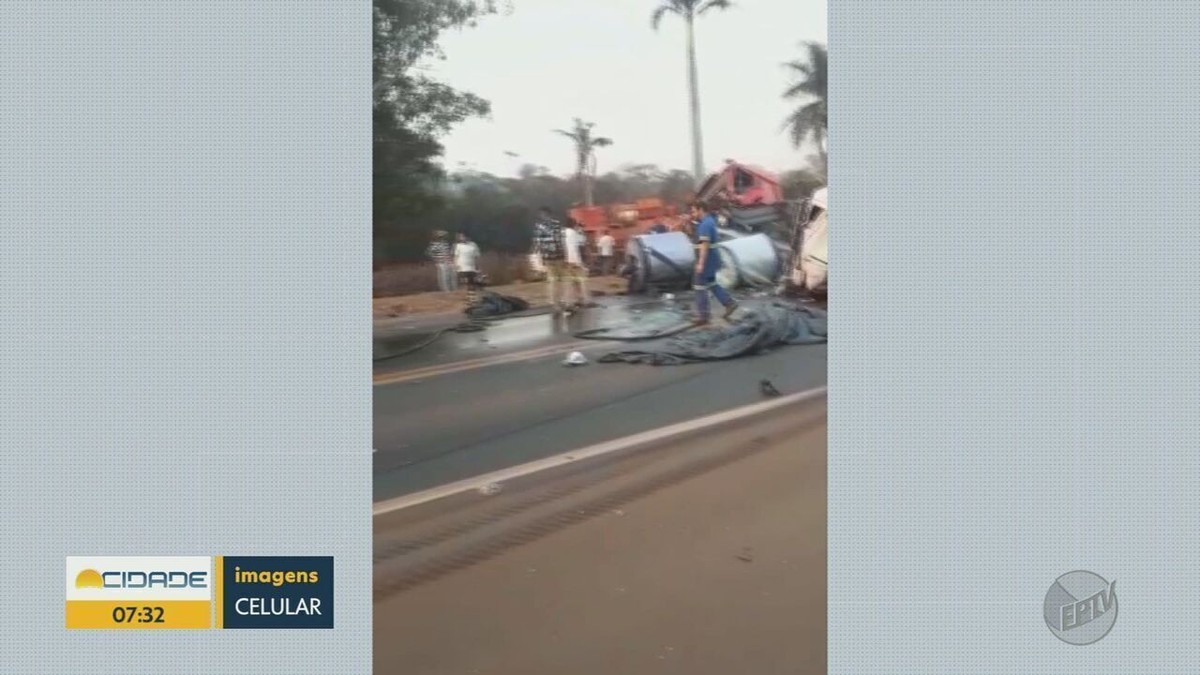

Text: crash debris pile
xmin=598 ymin=302 xmax=827 ymax=366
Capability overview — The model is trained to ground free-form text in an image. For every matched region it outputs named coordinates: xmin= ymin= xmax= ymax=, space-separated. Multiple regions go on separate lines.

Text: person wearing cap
xmin=425 ymin=230 xmax=456 ymax=292
xmin=690 ymin=200 xmax=737 ymax=325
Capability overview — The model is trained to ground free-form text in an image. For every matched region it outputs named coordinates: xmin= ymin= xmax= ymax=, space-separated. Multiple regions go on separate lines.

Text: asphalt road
xmin=374 ymin=399 xmax=827 ymax=674
xmin=373 ymin=298 xmax=827 ymax=502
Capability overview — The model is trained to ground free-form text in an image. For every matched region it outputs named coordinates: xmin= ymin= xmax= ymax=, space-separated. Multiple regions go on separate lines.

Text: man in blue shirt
xmin=690 ymin=200 xmax=738 ymax=325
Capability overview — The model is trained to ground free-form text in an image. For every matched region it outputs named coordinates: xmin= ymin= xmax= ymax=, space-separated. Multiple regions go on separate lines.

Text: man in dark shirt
xmin=532 ymin=207 xmax=570 ymax=313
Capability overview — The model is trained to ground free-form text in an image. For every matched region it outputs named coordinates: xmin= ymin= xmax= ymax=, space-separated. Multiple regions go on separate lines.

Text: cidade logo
xmin=1043 ymin=570 xmax=1117 ymax=645
xmin=66 ymin=556 xmax=213 ymax=602
xmin=74 ymin=568 xmax=207 ymax=590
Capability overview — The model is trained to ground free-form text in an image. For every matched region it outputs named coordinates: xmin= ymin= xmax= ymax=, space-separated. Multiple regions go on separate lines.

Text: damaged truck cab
xmin=794 ymin=186 xmax=827 ymax=294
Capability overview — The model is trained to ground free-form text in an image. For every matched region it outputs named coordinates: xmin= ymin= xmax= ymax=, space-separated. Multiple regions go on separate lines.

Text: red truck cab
xmin=695 ymin=160 xmax=783 ymax=207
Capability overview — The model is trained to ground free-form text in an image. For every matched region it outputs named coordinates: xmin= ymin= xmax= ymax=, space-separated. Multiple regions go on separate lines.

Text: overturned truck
xmin=792 ymin=186 xmax=827 ymax=295
xmin=622 ymin=165 xmax=825 ymax=297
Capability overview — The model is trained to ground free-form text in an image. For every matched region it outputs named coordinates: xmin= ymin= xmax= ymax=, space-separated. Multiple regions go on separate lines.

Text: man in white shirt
xmin=454 ymin=233 xmax=482 ymax=307
xmin=597 ymin=230 xmax=616 ymax=276
xmin=563 ymin=223 xmax=590 ymax=309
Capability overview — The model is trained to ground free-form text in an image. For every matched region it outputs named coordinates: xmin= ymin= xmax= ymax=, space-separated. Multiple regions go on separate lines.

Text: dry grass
xmin=373 ymin=251 xmax=633 ymax=319
xmin=373 ymin=275 xmax=630 ymax=319
xmin=374 ymin=253 xmax=534 ymax=298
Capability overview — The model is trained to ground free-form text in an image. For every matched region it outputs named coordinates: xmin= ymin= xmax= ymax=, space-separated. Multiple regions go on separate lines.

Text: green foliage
xmin=554 ymin=118 xmax=613 ymax=205
xmin=372 ymin=1 xmax=826 ymax=262
xmin=373 ymin=0 xmax=502 ymax=241
xmin=377 ymin=164 xmax=697 ymax=263
xmin=782 ymin=42 xmax=828 ymax=158
xmin=780 ymin=167 xmax=824 ymax=201
xmin=650 ymin=0 xmax=733 ymax=29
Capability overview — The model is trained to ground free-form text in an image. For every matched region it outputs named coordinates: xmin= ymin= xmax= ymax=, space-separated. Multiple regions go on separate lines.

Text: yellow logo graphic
xmin=75 ymin=569 xmax=103 ymax=589
xmin=67 ymin=557 xmax=215 ymax=630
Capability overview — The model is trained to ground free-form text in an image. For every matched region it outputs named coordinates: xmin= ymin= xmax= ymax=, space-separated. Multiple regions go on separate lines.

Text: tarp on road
xmin=465 ymin=291 xmax=530 ymax=319
xmin=598 ymin=303 xmax=827 ymax=366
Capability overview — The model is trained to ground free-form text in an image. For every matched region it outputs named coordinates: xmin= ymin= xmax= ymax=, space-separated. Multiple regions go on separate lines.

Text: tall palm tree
xmin=783 ymin=41 xmax=828 ymax=167
xmin=554 ymin=118 xmax=612 ymax=207
xmin=651 ymin=0 xmax=733 ymax=184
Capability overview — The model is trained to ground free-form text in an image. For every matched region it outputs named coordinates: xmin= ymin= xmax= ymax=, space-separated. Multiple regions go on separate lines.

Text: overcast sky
xmin=421 ymin=0 xmax=827 ymax=178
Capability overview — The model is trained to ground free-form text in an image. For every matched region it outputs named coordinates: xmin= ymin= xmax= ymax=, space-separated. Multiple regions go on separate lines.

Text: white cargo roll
xmin=625 ymin=231 xmax=696 ymax=293
xmin=714 ymin=233 xmax=788 ymax=289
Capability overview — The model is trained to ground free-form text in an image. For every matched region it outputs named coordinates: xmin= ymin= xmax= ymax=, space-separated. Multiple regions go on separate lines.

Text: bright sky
xmin=422 ymin=0 xmax=827 ymax=178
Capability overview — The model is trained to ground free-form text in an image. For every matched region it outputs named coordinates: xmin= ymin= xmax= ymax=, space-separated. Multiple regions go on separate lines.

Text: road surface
xmin=374 ymin=397 xmax=827 ymax=674
xmin=373 ymin=297 xmax=826 ymax=501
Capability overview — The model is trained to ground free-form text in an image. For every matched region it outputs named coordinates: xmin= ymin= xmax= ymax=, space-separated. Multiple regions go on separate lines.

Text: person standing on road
xmin=454 ymin=233 xmax=482 ymax=308
xmin=425 ymin=230 xmax=456 ymax=292
xmin=563 ymin=221 xmax=590 ymax=309
xmin=691 ymin=200 xmax=738 ymax=326
xmin=597 ymin=229 xmax=616 ymax=276
xmin=533 ymin=207 xmax=570 ymax=314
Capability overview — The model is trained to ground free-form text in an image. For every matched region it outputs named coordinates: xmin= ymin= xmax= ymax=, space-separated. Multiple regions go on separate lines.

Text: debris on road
xmin=736 ymin=547 xmax=755 ymax=563
xmin=562 ymin=351 xmax=589 ymax=366
xmin=477 ymin=482 xmax=503 ymax=496
xmin=465 ymin=291 xmax=530 ymax=319
xmin=598 ymin=303 xmax=827 ymax=366
xmin=760 ymin=379 xmax=782 ymax=397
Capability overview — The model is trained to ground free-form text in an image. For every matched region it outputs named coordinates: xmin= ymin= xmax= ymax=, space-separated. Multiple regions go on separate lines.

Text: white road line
xmin=372 ymin=385 xmax=827 ymax=516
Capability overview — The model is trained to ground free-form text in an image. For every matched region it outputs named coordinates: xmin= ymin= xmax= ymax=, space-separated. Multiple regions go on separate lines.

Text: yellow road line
xmin=373 ymin=340 xmax=619 ymax=387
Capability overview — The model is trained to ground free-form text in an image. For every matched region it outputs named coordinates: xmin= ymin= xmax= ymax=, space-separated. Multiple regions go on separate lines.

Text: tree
xmin=651 ymin=0 xmax=733 ymax=184
xmin=554 ymin=118 xmax=613 ymax=207
xmin=373 ymin=0 xmax=502 ymax=244
xmin=779 ymin=167 xmax=824 ymax=201
xmin=782 ymin=41 xmax=828 ymax=166
xmin=657 ymin=169 xmax=698 ymax=205
xmin=803 ymin=151 xmax=826 ymax=183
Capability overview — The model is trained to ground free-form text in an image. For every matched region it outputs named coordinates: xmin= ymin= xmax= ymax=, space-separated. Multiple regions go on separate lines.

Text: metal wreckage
xmin=620 ymin=162 xmax=826 ymax=299
xmin=586 ymin=163 xmax=827 ymax=366
xmin=409 ymin=162 xmax=828 ymax=368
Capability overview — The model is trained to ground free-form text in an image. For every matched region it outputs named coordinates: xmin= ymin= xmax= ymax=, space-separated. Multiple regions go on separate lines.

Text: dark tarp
xmin=728 ymin=204 xmax=784 ymax=231
xmin=598 ymin=303 xmax=827 ymax=366
xmin=464 ymin=291 xmax=530 ymax=319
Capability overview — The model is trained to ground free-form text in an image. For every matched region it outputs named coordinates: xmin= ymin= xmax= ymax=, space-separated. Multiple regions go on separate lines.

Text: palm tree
xmin=782 ymin=41 xmax=828 ymax=167
xmin=554 ymin=118 xmax=612 ymax=207
xmin=651 ymin=0 xmax=733 ymax=184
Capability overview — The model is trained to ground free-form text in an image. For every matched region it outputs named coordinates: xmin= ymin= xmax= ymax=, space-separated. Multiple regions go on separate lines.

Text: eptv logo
xmin=1044 ymin=570 xmax=1118 ymax=645
xmin=66 ymin=557 xmax=213 ymax=602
